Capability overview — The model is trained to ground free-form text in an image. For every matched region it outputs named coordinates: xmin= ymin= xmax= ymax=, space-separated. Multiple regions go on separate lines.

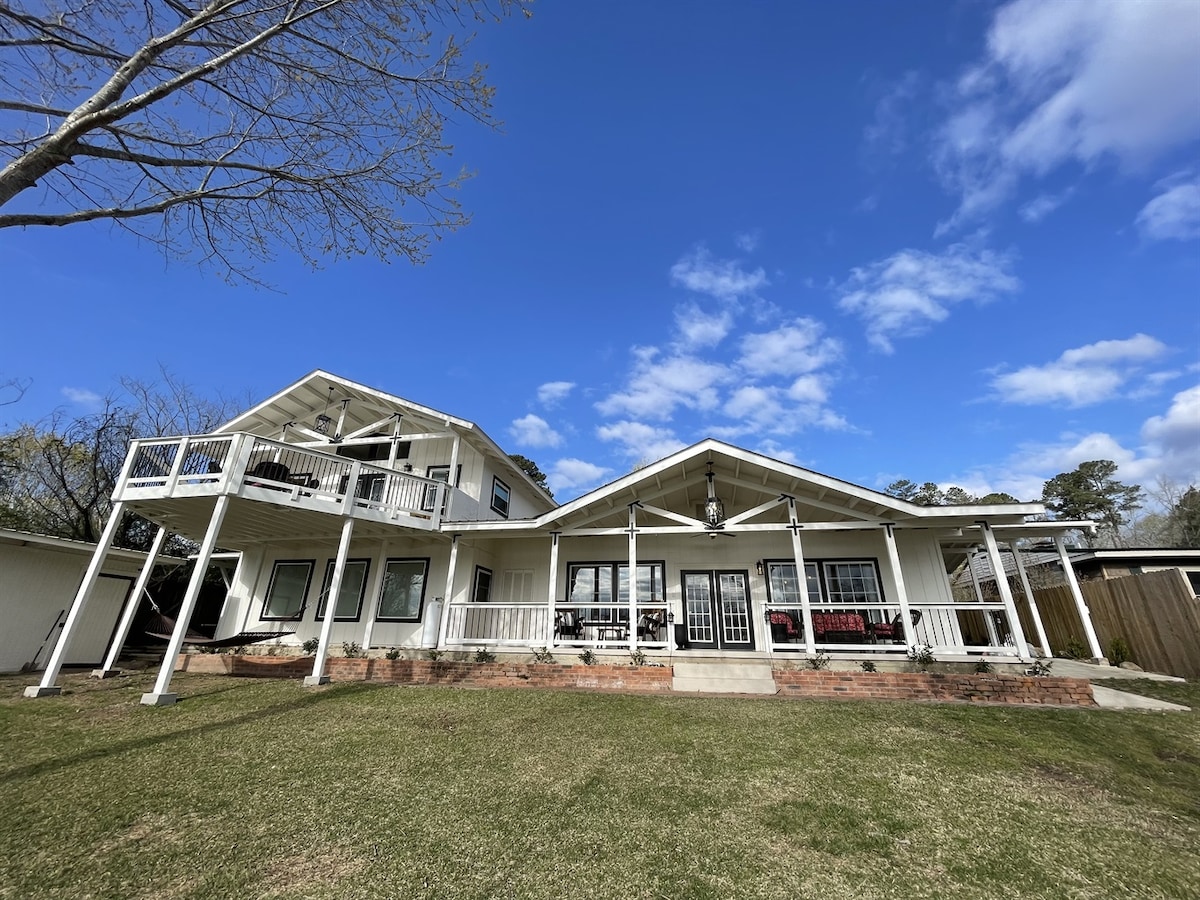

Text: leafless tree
xmin=0 ymin=0 xmax=526 ymax=281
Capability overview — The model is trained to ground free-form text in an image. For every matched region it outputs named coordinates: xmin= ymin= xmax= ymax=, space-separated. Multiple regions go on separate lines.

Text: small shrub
xmin=1060 ymin=637 xmax=1088 ymax=660
xmin=425 ymin=648 xmax=445 ymax=662
xmin=860 ymin=660 xmax=877 ymax=673
xmin=578 ymin=649 xmax=597 ymax=666
xmin=474 ymin=648 xmax=497 ymax=663
xmin=301 ymin=637 xmax=320 ymax=655
xmin=629 ymin=648 xmax=647 ymax=667
xmin=806 ymin=652 xmax=830 ymax=671
xmin=1108 ymin=637 xmax=1131 ymax=667
xmin=531 ymin=646 xmax=556 ymax=664
xmin=341 ymin=641 xmax=363 ymax=659
xmin=973 ymin=658 xmax=994 ymax=674
xmin=1026 ymin=658 xmax=1054 ymax=677
xmin=907 ymin=643 xmax=935 ymax=672
xmin=265 ymin=643 xmax=279 ymax=657
xmin=384 ymin=647 xmax=401 ymax=661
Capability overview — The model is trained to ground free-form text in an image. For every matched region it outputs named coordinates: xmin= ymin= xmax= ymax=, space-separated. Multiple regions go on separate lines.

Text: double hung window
xmin=315 ymin=559 xmax=370 ymax=621
xmin=490 ymin=476 xmax=511 ymax=518
xmin=262 ymin=560 xmax=313 ymax=620
xmin=567 ymin=562 xmax=664 ymax=622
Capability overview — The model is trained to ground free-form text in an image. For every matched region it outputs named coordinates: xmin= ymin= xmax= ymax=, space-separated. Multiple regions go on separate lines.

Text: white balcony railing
xmin=116 ymin=433 xmax=449 ymax=529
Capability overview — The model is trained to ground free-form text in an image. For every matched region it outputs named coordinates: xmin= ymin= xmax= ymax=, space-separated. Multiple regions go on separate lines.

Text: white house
xmin=25 ymin=370 xmax=1104 ymax=705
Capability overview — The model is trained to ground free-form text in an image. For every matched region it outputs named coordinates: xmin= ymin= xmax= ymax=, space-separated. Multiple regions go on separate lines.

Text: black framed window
xmin=315 ymin=558 xmax=371 ymax=621
xmin=567 ymin=561 xmax=665 ymax=622
xmin=473 ymin=566 xmax=493 ymax=603
xmin=423 ymin=464 xmax=462 ymax=512
xmin=376 ymin=558 xmax=429 ymax=621
xmin=490 ymin=476 xmax=511 ymax=518
xmin=765 ymin=561 xmax=821 ymax=604
xmin=823 ymin=561 xmax=883 ymax=604
xmin=262 ymin=560 xmax=314 ymax=620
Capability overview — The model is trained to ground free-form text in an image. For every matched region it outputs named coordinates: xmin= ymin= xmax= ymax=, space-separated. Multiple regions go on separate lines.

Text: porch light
xmin=756 ymin=560 xmax=764 ymax=576
xmin=704 ymin=463 xmax=725 ymax=527
xmin=314 ymin=386 xmax=335 ymax=435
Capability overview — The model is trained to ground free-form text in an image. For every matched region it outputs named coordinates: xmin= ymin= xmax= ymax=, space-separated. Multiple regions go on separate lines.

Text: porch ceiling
xmin=125 ymin=497 xmax=448 ymax=551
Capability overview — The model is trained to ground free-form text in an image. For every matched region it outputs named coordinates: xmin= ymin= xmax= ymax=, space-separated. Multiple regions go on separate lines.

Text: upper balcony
xmin=114 ymin=433 xmax=455 ymax=533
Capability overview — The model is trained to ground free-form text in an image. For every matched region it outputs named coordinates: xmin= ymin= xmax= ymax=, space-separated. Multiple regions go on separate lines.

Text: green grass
xmin=1 ymin=672 xmax=1198 ymax=900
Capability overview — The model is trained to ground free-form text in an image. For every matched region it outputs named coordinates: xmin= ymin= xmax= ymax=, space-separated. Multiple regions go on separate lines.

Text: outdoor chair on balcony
xmin=637 ymin=612 xmax=664 ymax=641
xmin=768 ymin=610 xmax=801 ymax=643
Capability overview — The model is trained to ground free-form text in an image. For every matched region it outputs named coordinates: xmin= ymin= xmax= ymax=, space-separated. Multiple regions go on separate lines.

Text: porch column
xmin=968 ymin=548 xmax=1002 ymax=646
xmin=94 ymin=526 xmax=169 ymax=678
xmin=1055 ymin=535 xmax=1104 ymax=660
xmin=436 ymin=535 xmax=460 ymax=649
xmin=979 ymin=522 xmax=1030 ymax=660
xmin=25 ymin=501 xmax=128 ymax=697
xmin=787 ymin=499 xmax=816 ymax=655
xmin=142 ymin=495 xmax=231 ymax=705
xmin=882 ymin=524 xmax=919 ymax=649
xmin=1010 ymin=542 xmax=1052 ymax=657
xmin=545 ymin=532 xmax=560 ymax=646
xmin=627 ymin=503 xmax=638 ymax=650
xmin=306 ymin=516 xmax=355 ymax=686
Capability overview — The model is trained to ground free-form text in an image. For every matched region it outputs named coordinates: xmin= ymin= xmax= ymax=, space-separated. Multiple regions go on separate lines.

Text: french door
xmin=682 ymin=570 xmax=755 ymax=650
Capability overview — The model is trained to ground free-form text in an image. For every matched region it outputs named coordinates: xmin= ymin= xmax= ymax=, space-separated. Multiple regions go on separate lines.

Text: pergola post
xmin=436 ymin=535 xmax=460 ymax=649
xmin=627 ymin=503 xmax=638 ymax=651
xmin=787 ymin=499 xmax=816 ymax=655
xmin=93 ymin=526 xmax=170 ymax=678
xmin=1055 ymin=535 xmax=1104 ymax=660
xmin=979 ymin=522 xmax=1030 ymax=659
xmin=545 ymin=532 xmax=560 ymax=646
xmin=1010 ymin=542 xmax=1052 ymax=657
xmin=305 ymin=516 xmax=355 ymax=686
xmin=141 ymin=495 xmax=230 ymax=706
xmin=25 ymin=501 xmax=129 ymax=697
xmin=967 ymin=548 xmax=1002 ymax=646
xmin=883 ymin=524 xmax=919 ymax=649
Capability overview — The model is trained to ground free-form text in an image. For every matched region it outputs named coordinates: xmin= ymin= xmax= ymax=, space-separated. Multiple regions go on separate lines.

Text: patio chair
xmin=555 ymin=610 xmax=583 ymax=640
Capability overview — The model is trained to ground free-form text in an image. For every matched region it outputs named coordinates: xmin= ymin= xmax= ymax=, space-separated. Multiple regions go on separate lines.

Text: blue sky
xmin=3 ymin=0 xmax=1198 ymax=504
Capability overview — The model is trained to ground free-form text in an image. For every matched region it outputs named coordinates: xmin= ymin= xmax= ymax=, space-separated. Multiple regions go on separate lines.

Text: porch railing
xmin=442 ymin=604 xmax=552 ymax=647
xmin=118 ymin=433 xmax=447 ymax=528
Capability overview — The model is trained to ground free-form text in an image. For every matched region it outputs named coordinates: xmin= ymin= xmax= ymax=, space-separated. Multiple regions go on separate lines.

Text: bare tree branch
xmin=0 ymin=0 xmax=528 ymax=281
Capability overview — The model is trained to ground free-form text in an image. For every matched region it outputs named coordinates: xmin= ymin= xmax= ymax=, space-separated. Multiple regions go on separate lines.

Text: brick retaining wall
xmin=771 ymin=668 xmax=1096 ymax=707
xmin=177 ymin=654 xmax=674 ymax=692
xmin=176 ymin=655 xmax=1096 ymax=706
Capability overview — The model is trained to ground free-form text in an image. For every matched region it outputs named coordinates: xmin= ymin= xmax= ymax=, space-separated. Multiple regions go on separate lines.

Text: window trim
xmin=566 ymin=560 xmax=666 ymax=622
xmin=374 ymin=557 xmax=430 ymax=622
xmin=314 ymin=558 xmax=371 ymax=622
xmin=490 ymin=475 xmax=511 ymax=518
xmin=261 ymin=559 xmax=315 ymax=621
xmin=422 ymin=464 xmax=462 ymax=512
xmin=763 ymin=557 xmax=888 ymax=607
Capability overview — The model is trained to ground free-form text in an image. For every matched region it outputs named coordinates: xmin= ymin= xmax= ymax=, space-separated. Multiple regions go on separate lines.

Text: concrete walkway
xmin=1047 ymin=659 xmax=1191 ymax=711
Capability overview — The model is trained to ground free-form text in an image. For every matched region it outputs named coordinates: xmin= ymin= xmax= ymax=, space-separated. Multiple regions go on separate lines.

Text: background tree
xmin=884 ymin=479 xmax=1021 ymax=506
xmin=0 ymin=0 xmax=527 ymax=282
xmin=1041 ymin=460 xmax=1143 ymax=547
xmin=508 ymin=453 xmax=552 ymax=498
xmin=0 ymin=368 xmax=242 ymax=549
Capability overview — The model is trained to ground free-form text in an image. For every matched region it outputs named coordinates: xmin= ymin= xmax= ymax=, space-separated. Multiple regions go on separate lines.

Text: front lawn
xmin=1 ymin=672 xmax=1197 ymax=899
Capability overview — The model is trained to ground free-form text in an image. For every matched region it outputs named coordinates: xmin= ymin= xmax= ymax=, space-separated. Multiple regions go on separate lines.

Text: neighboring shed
xmin=0 ymin=530 xmax=148 ymax=673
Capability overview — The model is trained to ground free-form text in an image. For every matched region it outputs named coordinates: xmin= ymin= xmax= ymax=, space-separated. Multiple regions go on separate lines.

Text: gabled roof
xmin=214 ymin=370 xmax=553 ymax=510
xmin=450 ymin=438 xmax=1046 ymax=533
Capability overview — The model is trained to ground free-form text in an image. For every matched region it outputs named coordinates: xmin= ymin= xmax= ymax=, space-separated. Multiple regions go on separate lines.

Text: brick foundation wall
xmin=771 ymin=668 xmax=1096 ymax=707
xmin=177 ymin=654 xmax=674 ymax=692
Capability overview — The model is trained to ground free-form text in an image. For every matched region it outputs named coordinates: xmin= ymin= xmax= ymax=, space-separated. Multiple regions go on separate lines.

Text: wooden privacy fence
xmin=1030 ymin=569 xmax=1200 ymax=679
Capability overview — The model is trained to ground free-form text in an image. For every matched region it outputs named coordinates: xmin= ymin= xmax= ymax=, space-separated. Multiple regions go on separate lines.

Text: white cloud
xmin=547 ymin=458 xmax=612 ymax=495
xmin=595 ymin=347 xmax=730 ymax=420
xmin=734 ymin=230 xmax=761 ymax=253
xmin=933 ymin=0 xmax=1200 ymax=232
xmin=669 ymin=246 xmax=768 ymax=302
xmin=736 ymin=318 xmax=842 ymax=377
xmin=991 ymin=334 xmax=1169 ymax=406
xmin=1141 ymin=383 xmax=1200 ymax=476
xmin=674 ymin=303 xmax=733 ymax=349
xmin=1018 ymin=189 xmax=1072 ymax=223
xmin=596 ymin=420 xmax=686 ymax=462
xmin=1136 ymin=173 xmax=1200 ymax=242
xmin=536 ymin=381 xmax=575 ymax=407
xmin=61 ymin=387 xmax=102 ymax=407
xmin=864 ymin=70 xmax=920 ymax=157
xmin=838 ymin=244 xmax=1019 ymax=352
xmin=508 ymin=414 xmax=562 ymax=448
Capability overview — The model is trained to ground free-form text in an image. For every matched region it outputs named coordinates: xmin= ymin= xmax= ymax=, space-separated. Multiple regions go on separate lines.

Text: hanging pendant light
xmin=313 ymin=386 xmax=335 ymax=435
xmin=704 ymin=462 xmax=725 ymax=527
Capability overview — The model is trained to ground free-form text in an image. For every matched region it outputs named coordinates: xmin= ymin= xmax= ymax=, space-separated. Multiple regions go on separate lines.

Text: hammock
xmin=144 ymin=610 xmax=294 ymax=647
